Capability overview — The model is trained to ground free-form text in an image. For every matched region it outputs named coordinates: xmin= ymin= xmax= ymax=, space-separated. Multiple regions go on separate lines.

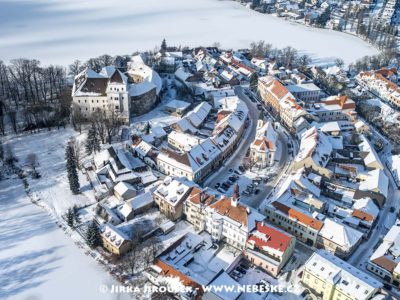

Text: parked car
xmin=238 ymin=166 xmax=245 ymax=173
xmin=228 ymin=168 xmax=234 ymax=173
xmin=229 ymin=176 xmax=237 ymax=182
xmin=236 ymin=266 xmax=246 ymax=274
xmin=214 ymin=183 xmax=220 ymax=189
xmin=234 ymin=169 xmax=242 ymax=175
xmin=255 ymin=189 xmax=260 ymax=195
xmin=239 ymin=263 xmax=249 ymax=270
xmin=242 ymin=190 xmax=250 ymax=196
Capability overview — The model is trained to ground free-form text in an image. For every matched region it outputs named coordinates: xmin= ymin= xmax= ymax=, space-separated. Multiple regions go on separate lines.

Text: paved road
xmin=203 ymin=86 xmax=295 ymax=211
xmin=347 ymin=119 xmax=399 ymax=267
xmin=203 ymin=86 xmax=259 ymax=189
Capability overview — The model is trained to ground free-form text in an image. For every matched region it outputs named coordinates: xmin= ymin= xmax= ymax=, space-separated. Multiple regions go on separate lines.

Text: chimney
xmin=231 ymin=184 xmax=240 ymax=207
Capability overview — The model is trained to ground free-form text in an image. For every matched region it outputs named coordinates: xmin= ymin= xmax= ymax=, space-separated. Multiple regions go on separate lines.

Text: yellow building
xmin=302 ymin=250 xmax=382 ymax=300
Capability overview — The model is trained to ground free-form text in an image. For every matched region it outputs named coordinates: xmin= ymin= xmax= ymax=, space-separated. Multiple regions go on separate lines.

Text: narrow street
xmin=203 ymin=85 xmax=296 ymax=211
xmin=202 ymin=86 xmax=259 ymax=188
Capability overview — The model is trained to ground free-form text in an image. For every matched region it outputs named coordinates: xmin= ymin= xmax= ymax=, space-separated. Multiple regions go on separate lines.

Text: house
xmin=287 ymin=83 xmax=321 ymax=103
xmin=293 ymin=127 xmax=333 ymax=178
xmin=258 ymin=76 xmax=293 ymax=117
xmin=184 ymin=187 xmax=218 ymax=232
xmin=244 ymin=221 xmax=295 ymax=277
xmin=118 ymin=191 xmax=155 ymax=221
xmin=113 ymin=181 xmax=137 ymax=200
xmin=204 ymin=185 xmax=265 ymax=250
xmin=100 ymin=223 xmax=132 ymax=255
xmin=249 ymin=120 xmax=277 ymax=168
xmin=368 ymin=220 xmax=400 ymax=287
xmin=152 ymin=177 xmax=192 ymax=221
xmin=307 ymin=95 xmax=357 ymax=122
xmin=356 ymin=70 xmax=400 ymax=109
xmin=317 ymin=218 xmax=363 ymax=259
xmin=302 ymin=250 xmax=382 ymax=300
xmin=265 ymin=195 xmax=323 ymax=246
xmin=358 ymin=135 xmax=384 ymax=170
xmin=164 ymin=99 xmax=191 ymax=116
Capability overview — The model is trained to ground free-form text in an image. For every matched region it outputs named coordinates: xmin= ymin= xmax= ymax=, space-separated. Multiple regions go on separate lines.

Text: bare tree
xmin=68 ymin=60 xmax=84 ymax=77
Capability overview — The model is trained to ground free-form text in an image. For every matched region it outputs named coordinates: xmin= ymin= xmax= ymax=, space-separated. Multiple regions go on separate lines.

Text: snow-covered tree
xmin=85 ymin=122 xmax=100 ymax=155
xmin=86 ymin=220 xmax=101 ymax=248
xmin=65 ymin=143 xmax=80 ymax=194
xmin=66 ymin=208 xmax=74 ymax=227
xmin=160 ymin=39 xmax=167 ymax=55
xmin=72 ymin=205 xmax=81 ymax=225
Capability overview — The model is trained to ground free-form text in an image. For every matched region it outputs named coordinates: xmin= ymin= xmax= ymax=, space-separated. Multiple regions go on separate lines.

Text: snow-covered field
xmin=0 ymin=178 xmax=129 ymax=300
xmin=0 ymin=128 xmax=132 ymax=300
xmin=0 ymin=0 xmax=377 ymax=65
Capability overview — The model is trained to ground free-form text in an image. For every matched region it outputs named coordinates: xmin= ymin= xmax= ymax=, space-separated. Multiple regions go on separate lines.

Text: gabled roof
xmin=209 ymin=197 xmax=264 ymax=230
xmin=248 ymin=222 xmax=293 ymax=253
xmin=272 ymin=201 xmax=323 ymax=231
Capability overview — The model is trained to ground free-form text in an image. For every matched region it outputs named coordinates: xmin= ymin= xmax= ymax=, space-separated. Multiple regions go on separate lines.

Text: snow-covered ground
xmin=0 ymin=178 xmax=129 ymax=300
xmin=0 ymin=0 xmax=377 ymax=65
xmin=0 ymin=128 xmax=134 ymax=300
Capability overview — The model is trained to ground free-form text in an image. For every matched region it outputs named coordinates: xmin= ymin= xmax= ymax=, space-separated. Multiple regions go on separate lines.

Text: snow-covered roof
xmin=358 ymin=135 xmax=384 ymax=170
xmin=305 ymin=250 xmax=382 ymax=297
xmin=319 ymin=218 xmax=363 ymax=250
xmin=359 ymin=169 xmax=389 ymax=198
xmin=127 ymin=55 xmax=162 ymax=96
xmin=352 ymin=198 xmax=379 ymax=219
xmin=295 ymin=127 xmax=332 ymax=168
xmin=100 ymin=223 xmax=131 ymax=248
xmin=114 ymin=181 xmax=137 ymax=197
xmin=154 ymin=177 xmax=191 ymax=207
xmin=126 ymin=191 xmax=154 ymax=211
xmin=165 ymin=99 xmax=191 ymax=111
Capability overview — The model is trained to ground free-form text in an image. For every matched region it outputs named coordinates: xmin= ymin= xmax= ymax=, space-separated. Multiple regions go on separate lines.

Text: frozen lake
xmin=0 ymin=0 xmax=378 ymax=65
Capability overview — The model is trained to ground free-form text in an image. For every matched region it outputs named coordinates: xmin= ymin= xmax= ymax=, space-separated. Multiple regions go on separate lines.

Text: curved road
xmin=203 ymin=86 xmax=293 ymax=210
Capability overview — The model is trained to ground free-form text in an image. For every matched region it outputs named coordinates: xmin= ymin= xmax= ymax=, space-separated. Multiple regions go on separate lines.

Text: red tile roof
xmin=187 ymin=187 xmax=216 ymax=206
xmin=248 ymin=222 xmax=293 ymax=252
xmin=210 ymin=197 xmax=249 ymax=227
xmin=272 ymin=201 xmax=323 ymax=231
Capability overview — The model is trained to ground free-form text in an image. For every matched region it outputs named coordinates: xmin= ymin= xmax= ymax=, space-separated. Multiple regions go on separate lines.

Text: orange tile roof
xmin=270 ymin=80 xmax=289 ymax=100
xmin=155 ymin=260 xmax=203 ymax=299
xmin=371 ymin=256 xmax=397 ymax=273
xmin=272 ymin=201 xmax=323 ymax=231
xmin=248 ymin=222 xmax=293 ymax=252
xmin=352 ymin=209 xmax=374 ymax=222
xmin=210 ymin=197 xmax=249 ymax=227
xmin=187 ymin=187 xmax=216 ymax=206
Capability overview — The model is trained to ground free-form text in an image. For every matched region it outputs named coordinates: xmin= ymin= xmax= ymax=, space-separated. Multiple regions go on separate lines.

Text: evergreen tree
xmin=72 ymin=205 xmax=81 ymax=225
xmin=86 ymin=220 xmax=101 ymax=248
xmin=66 ymin=208 xmax=74 ymax=227
xmin=85 ymin=122 xmax=100 ymax=155
xmin=65 ymin=143 xmax=80 ymax=194
xmin=160 ymin=39 xmax=167 ymax=55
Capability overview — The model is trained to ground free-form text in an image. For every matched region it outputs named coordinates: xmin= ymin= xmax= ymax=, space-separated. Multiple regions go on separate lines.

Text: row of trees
xmin=249 ymin=41 xmax=312 ymax=69
xmin=0 ymin=59 xmax=70 ymax=133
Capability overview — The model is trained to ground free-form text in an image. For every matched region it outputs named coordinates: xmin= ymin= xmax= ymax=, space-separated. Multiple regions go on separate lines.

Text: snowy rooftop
xmin=319 ymin=218 xmax=363 ymax=250
xmin=154 ymin=177 xmax=191 ymax=207
xmin=305 ymin=250 xmax=382 ymax=297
